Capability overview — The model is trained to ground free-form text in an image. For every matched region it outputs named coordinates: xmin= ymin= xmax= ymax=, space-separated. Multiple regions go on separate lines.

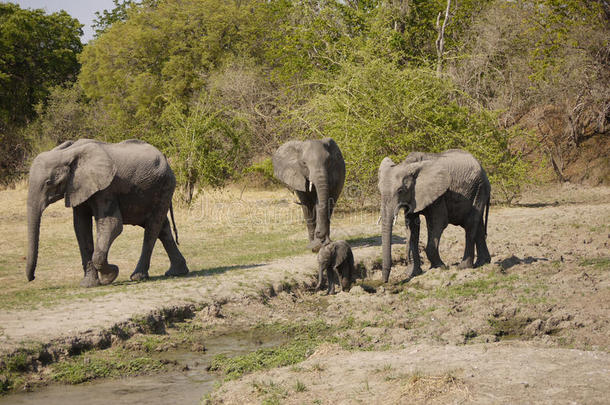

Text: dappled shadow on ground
xmin=495 ymin=255 xmax=548 ymax=271
xmin=346 ymin=235 xmax=405 ymax=248
xmin=123 ymin=264 xmax=266 ymax=284
xmin=511 ymin=202 xmax=560 ymax=208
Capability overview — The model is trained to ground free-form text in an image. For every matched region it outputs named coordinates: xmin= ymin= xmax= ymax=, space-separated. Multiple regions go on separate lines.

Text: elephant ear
xmin=272 ymin=141 xmax=308 ymax=192
xmin=333 ymin=242 xmax=350 ymax=268
xmin=412 ymin=161 xmax=450 ymax=213
xmin=64 ymin=143 xmax=116 ymax=207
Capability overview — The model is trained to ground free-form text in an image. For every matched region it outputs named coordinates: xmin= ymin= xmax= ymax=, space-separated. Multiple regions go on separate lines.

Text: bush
xmin=296 ymin=59 xmax=529 ymax=202
xmin=156 ymin=95 xmax=249 ymax=203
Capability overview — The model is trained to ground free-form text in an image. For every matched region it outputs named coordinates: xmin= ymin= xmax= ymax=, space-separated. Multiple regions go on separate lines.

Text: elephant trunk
xmin=381 ymin=203 xmax=395 ymax=283
xmin=312 ymin=172 xmax=331 ymax=252
xmin=26 ymin=185 xmax=45 ymax=282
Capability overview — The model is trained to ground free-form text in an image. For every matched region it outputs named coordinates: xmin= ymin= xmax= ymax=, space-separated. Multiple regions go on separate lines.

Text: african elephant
xmin=378 ymin=149 xmax=491 ymax=282
xmin=316 ymin=240 xmax=355 ymax=294
xmin=26 ymin=139 xmax=189 ymax=287
xmin=273 ymin=138 xmax=345 ymax=252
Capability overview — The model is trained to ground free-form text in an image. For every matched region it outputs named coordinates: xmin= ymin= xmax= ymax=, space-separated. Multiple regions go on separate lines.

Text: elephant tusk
xmin=376 ymin=215 xmax=381 ymax=225
xmin=308 ymin=181 xmax=313 ymax=192
xmin=393 ymin=215 xmax=397 ymax=225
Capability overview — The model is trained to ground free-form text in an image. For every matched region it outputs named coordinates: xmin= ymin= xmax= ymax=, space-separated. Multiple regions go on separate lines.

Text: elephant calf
xmin=317 ymin=240 xmax=355 ymax=294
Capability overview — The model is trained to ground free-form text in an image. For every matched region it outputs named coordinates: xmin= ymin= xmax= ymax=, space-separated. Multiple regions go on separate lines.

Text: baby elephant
xmin=317 ymin=240 xmax=355 ymax=294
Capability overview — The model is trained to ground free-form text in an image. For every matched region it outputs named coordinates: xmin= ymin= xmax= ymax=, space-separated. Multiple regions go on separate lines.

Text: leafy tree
xmin=157 ymin=96 xmax=248 ymax=202
xmin=0 ymin=3 xmax=82 ymax=184
xmin=0 ymin=3 xmax=83 ymax=126
xmin=93 ymin=0 xmax=137 ymax=38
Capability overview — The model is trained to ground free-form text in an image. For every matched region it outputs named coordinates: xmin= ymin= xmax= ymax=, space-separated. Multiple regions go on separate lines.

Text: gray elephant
xmin=26 ymin=139 xmax=189 ymax=287
xmin=273 ymin=138 xmax=345 ymax=252
xmin=378 ymin=149 xmax=491 ymax=282
xmin=316 ymin=240 xmax=354 ymax=294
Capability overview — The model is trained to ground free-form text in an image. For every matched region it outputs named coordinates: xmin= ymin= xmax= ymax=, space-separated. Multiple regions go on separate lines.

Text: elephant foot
xmin=80 ymin=277 xmax=101 ymax=288
xmin=474 ymin=255 xmax=491 ymax=268
xmin=405 ymin=265 xmax=422 ymax=280
xmin=429 ymin=261 xmax=447 ymax=269
xmin=457 ymin=259 xmax=474 ymax=269
xmin=165 ymin=262 xmax=189 ymax=277
xmin=99 ymin=264 xmax=119 ymax=285
xmin=81 ymin=262 xmax=101 ymax=288
xmin=130 ymin=271 xmax=149 ymax=282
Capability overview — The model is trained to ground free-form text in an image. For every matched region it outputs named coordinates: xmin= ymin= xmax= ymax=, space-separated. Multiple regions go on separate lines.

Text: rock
xmin=191 ymin=343 xmax=206 ymax=352
xmin=350 ymin=285 xmax=365 ymax=295
xmin=471 ymin=334 xmax=499 ymax=343
xmin=524 ymin=319 xmax=544 ymax=336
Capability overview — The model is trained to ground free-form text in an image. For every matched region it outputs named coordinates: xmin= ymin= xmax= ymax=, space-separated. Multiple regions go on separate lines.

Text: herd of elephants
xmin=25 ymin=138 xmax=491 ymax=294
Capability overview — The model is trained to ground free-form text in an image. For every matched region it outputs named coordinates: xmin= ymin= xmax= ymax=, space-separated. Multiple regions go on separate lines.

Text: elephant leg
xmin=474 ymin=220 xmax=491 ymax=267
xmin=458 ymin=215 xmax=477 ymax=269
xmin=326 ymin=267 xmax=336 ymax=295
xmin=405 ymin=213 xmax=422 ymax=279
xmin=158 ymin=218 xmax=189 ymax=277
xmin=88 ymin=202 xmax=123 ymax=287
xmin=316 ymin=265 xmax=325 ymax=290
xmin=332 ymin=265 xmax=343 ymax=293
xmin=300 ymin=203 xmax=316 ymax=243
xmin=424 ymin=205 xmax=447 ymax=269
xmin=131 ymin=210 xmax=166 ymax=281
xmin=73 ymin=206 xmax=94 ymax=275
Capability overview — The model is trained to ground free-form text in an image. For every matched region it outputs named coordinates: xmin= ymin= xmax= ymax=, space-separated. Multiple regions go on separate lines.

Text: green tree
xmin=0 ymin=3 xmax=83 ymax=126
xmin=0 ymin=3 xmax=82 ymax=184
xmin=158 ymin=95 xmax=248 ymax=203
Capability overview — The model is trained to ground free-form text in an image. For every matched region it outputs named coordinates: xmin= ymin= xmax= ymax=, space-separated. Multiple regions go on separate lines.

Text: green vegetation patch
xmin=579 ymin=257 xmax=610 ymax=271
xmin=433 ymin=272 xmax=518 ymax=300
xmin=209 ymin=320 xmax=334 ymax=380
xmin=487 ymin=317 xmax=531 ymax=340
xmin=51 ymin=349 xmax=168 ymax=384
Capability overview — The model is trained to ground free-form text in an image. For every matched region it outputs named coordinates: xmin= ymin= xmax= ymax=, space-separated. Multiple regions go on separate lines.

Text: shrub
xmin=296 ymin=59 xmax=529 ymax=202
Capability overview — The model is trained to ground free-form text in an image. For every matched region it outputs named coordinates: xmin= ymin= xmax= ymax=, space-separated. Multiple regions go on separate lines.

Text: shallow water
xmin=1 ymin=332 xmax=283 ymax=405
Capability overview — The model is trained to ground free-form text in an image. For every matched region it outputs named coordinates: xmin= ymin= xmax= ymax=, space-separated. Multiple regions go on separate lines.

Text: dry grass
xmin=400 ymin=371 xmax=471 ymax=404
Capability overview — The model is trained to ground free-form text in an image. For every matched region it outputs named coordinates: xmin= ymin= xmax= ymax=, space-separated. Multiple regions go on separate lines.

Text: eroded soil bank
xmin=1 ymin=184 xmax=609 ymax=403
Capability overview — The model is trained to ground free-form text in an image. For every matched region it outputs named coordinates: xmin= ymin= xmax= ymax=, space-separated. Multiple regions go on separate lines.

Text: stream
xmin=0 ymin=331 xmax=283 ymax=405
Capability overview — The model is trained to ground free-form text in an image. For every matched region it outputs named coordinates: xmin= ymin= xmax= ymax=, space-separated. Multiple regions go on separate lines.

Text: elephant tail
xmin=170 ymin=201 xmax=179 ymax=245
xmin=484 ymin=194 xmax=490 ymax=237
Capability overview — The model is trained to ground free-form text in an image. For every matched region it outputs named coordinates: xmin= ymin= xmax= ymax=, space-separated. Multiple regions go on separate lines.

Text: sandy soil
xmin=1 ymin=184 xmax=609 ymax=403
xmin=212 ymin=343 xmax=610 ymax=404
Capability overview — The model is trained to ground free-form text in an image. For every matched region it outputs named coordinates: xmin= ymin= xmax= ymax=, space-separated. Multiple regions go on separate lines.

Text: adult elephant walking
xmin=273 ymin=138 xmax=345 ymax=252
xmin=378 ymin=149 xmax=491 ymax=282
xmin=26 ymin=139 xmax=189 ymax=287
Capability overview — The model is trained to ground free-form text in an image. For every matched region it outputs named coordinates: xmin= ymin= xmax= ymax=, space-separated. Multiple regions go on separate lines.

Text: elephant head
xmin=273 ymin=138 xmax=345 ymax=252
xmin=26 ymin=140 xmax=116 ymax=282
xmin=377 ymin=157 xmax=450 ymax=282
